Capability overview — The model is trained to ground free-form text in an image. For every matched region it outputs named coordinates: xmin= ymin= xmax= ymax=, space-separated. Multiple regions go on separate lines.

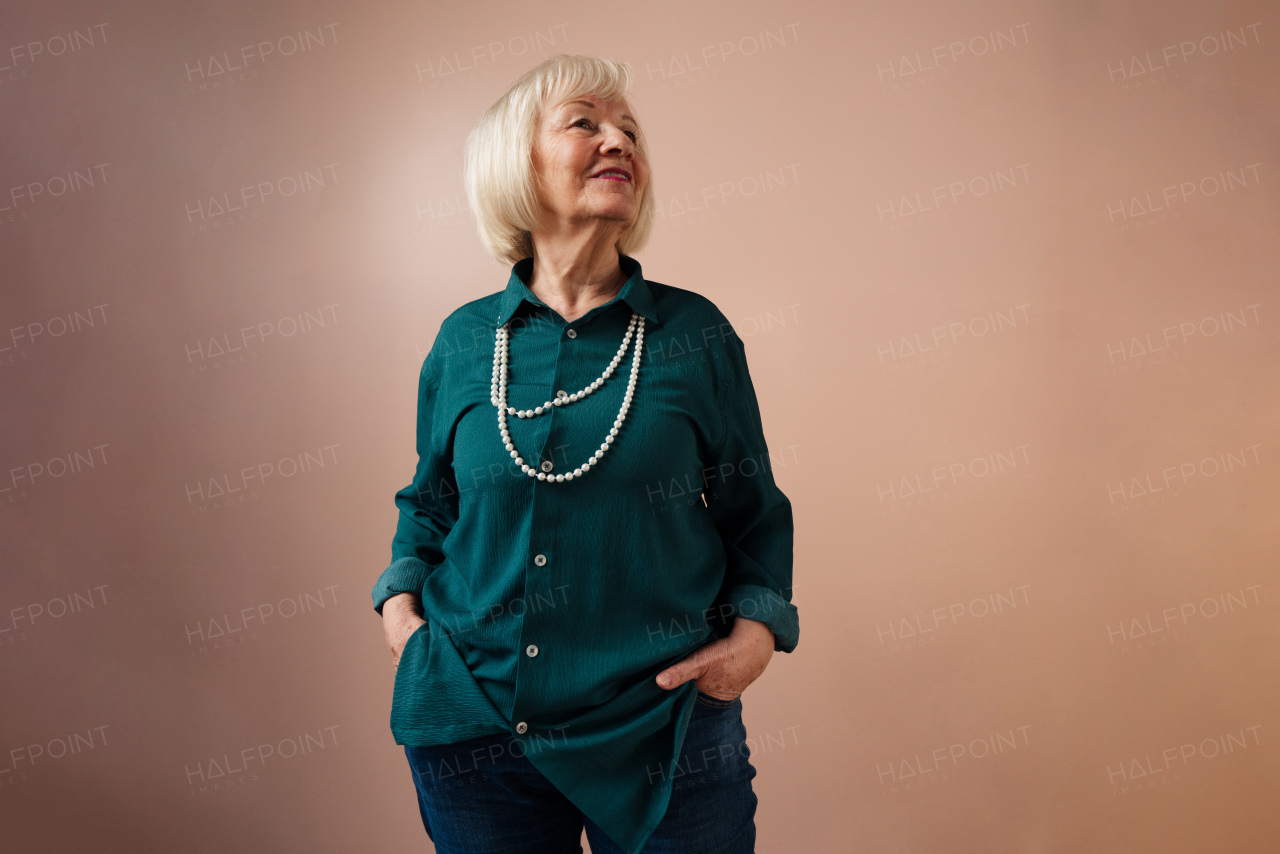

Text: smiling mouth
xmin=592 ymin=170 xmax=632 ymax=182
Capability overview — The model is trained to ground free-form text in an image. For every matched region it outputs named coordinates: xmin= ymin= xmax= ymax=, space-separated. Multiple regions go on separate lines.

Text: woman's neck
xmin=526 ymin=236 xmax=626 ymax=323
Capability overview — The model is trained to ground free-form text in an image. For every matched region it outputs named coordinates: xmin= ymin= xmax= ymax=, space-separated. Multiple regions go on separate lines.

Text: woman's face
xmin=531 ymin=92 xmax=647 ymax=233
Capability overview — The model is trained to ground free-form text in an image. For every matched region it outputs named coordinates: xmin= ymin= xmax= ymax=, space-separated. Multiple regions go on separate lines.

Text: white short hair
xmin=462 ymin=54 xmax=656 ymax=265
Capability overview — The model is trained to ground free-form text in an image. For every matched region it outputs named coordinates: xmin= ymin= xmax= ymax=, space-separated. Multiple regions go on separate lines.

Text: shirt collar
xmin=495 ymin=253 xmax=659 ymax=328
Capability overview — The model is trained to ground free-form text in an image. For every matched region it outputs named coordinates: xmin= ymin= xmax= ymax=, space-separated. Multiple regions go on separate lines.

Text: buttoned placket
xmin=504 ymin=299 xmax=627 ymax=741
xmin=509 ymin=311 xmax=573 ymax=740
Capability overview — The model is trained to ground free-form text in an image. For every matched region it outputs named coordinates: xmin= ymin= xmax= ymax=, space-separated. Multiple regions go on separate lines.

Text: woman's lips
xmin=592 ymin=169 xmax=632 ymax=182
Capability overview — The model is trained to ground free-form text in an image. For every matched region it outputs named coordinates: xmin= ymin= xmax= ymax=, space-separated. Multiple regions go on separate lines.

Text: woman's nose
xmin=603 ymin=127 xmax=632 ymax=152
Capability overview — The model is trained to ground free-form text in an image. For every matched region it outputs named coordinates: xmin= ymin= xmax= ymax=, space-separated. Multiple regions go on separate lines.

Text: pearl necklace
xmin=490 ymin=311 xmax=645 ymax=482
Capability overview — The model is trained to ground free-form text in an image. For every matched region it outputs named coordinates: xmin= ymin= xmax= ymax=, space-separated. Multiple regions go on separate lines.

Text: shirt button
xmin=566 ymin=328 xmax=577 ymax=338
xmin=534 ymin=554 xmax=547 ymax=566
xmin=526 ymin=644 xmax=539 ymax=657
xmin=556 ymin=390 xmax=568 ymax=400
xmin=515 ymin=721 xmax=528 ymax=734
xmin=540 ymin=460 xmax=553 ymax=472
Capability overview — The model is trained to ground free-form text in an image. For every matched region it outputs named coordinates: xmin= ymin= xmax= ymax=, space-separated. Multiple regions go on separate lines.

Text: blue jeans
xmin=403 ymin=690 xmax=758 ymax=853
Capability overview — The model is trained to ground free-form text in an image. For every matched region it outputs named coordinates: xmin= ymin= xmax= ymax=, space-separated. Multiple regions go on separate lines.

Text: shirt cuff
xmin=371 ymin=556 xmax=433 ymax=616
xmin=721 ymin=584 xmax=799 ymax=653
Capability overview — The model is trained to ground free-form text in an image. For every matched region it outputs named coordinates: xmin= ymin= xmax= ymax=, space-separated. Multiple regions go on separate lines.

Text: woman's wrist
xmin=730 ymin=616 xmax=775 ymax=648
xmin=383 ymin=592 xmax=421 ymax=618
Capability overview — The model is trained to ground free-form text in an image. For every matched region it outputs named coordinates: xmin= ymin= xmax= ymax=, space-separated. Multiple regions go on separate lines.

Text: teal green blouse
xmin=371 ymin=253 xmax=798 ymax=854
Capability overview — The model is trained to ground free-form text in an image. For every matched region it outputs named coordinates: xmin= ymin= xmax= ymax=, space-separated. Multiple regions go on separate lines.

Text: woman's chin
xmin=584 ymin=203 xmax=637 ymax=224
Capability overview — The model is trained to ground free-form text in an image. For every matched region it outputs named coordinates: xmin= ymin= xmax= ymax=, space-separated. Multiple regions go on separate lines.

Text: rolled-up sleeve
xmin=371 ymin=349 xmax=459 ymax=616
xmin=703 ymin=332 xmax=799 ymax=653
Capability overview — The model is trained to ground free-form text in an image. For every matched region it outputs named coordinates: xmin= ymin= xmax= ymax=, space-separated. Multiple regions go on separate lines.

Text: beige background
xmin=2 ymin=0 xmax=1277 ymax=851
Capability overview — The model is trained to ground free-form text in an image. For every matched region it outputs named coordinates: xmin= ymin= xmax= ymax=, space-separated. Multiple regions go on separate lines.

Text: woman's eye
xmin=572 ymin=118 xmax=637 ymax=142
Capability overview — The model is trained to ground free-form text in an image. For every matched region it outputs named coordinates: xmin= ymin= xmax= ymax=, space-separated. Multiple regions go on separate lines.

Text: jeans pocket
xmin=695 ymin=688 xmax=739 ymax=708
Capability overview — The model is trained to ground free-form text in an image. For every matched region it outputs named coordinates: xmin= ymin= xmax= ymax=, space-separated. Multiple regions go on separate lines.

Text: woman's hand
xmin=382 ymin=592 xmax=427 ymax=667
xmin=654 ymin=617 xmax=775 ymax=701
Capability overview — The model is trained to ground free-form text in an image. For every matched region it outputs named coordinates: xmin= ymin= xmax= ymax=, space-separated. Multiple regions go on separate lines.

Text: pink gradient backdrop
xmin=2 ymin=1 xmax=1277 ymax=851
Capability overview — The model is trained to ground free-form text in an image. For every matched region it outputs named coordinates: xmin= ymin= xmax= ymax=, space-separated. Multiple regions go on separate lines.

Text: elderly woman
xmin=372 ymin=54 xmax=798 ymax=854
